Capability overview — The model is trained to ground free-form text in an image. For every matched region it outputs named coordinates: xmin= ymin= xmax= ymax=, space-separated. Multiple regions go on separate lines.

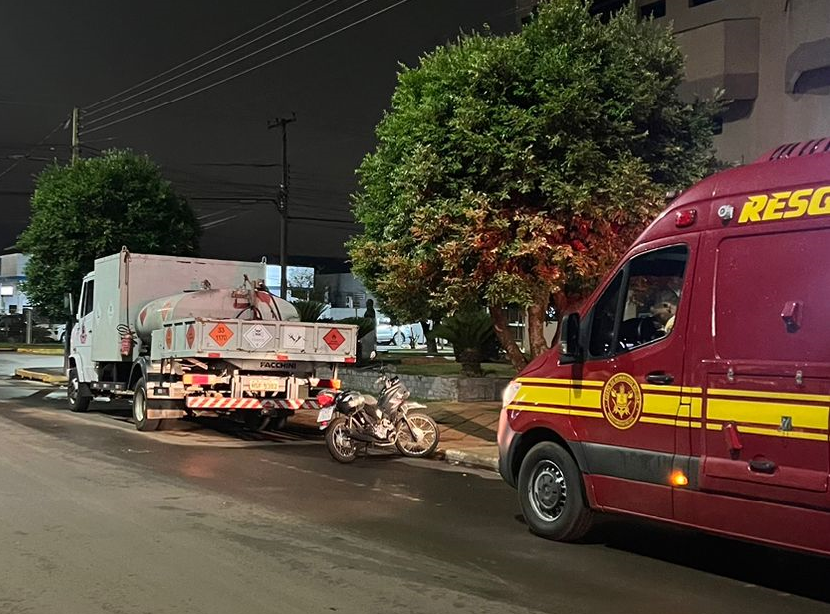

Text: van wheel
xmin=132 ymin=378 xmax=160 ymax=432
xmin=518 ymin=442 xmax=593 ymax=541
xmin=67 ymin=368 xmax=92 ymax=413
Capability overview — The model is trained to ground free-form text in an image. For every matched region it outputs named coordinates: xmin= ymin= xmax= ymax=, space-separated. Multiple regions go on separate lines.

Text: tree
xmin=17 ymin=149 xmax=200 ymax=318
xmin=348 ymin=0 xmax=720 ymax=370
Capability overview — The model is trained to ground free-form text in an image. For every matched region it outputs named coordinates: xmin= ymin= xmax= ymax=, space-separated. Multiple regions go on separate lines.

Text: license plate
xmin=247 ymin=378 xmax=283 ymax=392
xmin=317 ymin=406 xmax=334 ymax=423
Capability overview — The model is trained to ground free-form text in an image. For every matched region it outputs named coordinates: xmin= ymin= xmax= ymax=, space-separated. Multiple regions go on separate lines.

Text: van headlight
xmin=502 ymin=381 xmax=522 ymax=409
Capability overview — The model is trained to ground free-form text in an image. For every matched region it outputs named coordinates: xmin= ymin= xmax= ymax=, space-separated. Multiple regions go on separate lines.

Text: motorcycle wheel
xmin=395 ymin=413 xmax=439 ymax=458
xmin=326 ymin=416 xmax=357 ymax=463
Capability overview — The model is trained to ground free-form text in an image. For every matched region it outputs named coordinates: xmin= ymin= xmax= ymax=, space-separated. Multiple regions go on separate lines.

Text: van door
xmin=699 ymin=228 xmax=830 ymax=508
xmin=572 ymin=239 xmax=697 ymax=519
xmin=73 ymin=277 xmax=95 ymax=381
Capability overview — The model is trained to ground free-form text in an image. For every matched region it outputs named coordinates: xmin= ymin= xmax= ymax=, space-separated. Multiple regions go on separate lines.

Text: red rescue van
xmin=498 ymin=138 xmax=830 ymax=555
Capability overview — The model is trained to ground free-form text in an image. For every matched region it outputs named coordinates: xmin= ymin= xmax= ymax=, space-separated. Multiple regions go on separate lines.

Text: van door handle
xmin=749 ymin=458 xmax=777 ymax=474
xmin=646 ymin=372 xmax=674 ymax=385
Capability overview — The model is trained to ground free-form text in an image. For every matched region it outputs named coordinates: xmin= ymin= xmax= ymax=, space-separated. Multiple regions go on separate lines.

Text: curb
xmin=16 ymin=348 xmax=65 ymax=355
xmin=439 ymin=447 xmax=499 ymax=472
xmin=14 ymin=368 xmax=67 ymax=385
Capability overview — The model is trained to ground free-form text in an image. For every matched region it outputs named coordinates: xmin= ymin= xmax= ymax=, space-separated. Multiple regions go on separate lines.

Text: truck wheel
xmin=518 ymin=442 xmax=594 ymax=542
xmin=132 ymin=378 xmax=160 ymax=432
xmin=67 ymin=368 xmax=92 ymax=413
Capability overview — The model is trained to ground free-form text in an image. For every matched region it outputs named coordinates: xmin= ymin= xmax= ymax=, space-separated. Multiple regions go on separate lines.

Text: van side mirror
xmin=559 ymin=312 xmax=583 ymax=364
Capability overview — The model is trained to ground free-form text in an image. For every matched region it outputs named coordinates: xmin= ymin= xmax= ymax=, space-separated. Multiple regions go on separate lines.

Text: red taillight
xmin=675 ymin=209 xmax=697 ymax=228
xmin=208 ymin=352 xmax=221 ymax=358
xmin=344 ymin=357 xmax=356 ymax=364
xmin=316 ymin=392 xmax=336 ymax=407
xmin=317 ymin=379 xmax=341 ymax=390
xmin=277 ymin=354 xmax=289 ymax=361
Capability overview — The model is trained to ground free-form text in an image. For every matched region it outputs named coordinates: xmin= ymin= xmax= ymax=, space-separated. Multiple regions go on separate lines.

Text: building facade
xmin=0 ymin=253 xmax=29 ymax=314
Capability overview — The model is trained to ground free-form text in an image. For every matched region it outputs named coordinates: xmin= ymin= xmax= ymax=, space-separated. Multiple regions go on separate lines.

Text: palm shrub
xmin=292 ymin=300 xmax=327 ymax=322
xmin=336 ymin=317 xmax=376 ymax=340
xmin=429 ymin=309 xmax=498 ymax=377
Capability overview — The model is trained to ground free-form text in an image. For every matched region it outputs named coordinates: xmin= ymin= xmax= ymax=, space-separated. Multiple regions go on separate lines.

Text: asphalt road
xmin=1 ymin=355 xmax=830 ymax=614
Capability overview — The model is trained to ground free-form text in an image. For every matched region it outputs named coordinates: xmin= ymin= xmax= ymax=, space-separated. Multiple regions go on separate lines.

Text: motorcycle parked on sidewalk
xmin=316 ymin=368 xmax=439 ymax=463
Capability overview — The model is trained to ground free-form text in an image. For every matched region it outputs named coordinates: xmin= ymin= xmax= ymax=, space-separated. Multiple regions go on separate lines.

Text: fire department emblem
xmin=601 ymin=373 xmax=642 ymax=430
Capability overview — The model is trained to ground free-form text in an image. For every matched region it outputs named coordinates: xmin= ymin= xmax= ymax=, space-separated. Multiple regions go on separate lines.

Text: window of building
xmin=689 ymin=0 xmax=719 ymax=6
xmin=640 ymin=1 xmax=666 ymax=18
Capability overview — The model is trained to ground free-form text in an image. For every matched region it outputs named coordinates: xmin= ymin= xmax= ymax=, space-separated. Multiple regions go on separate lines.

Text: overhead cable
xmin=0 ymin=117 xmax=68 ymax=181
xmin=83 ymin=0 xmax=317 ymax=111
xmin=83 ymin=0 xmax=375 ymax=128
xmin=80 ymin=0 xmax=414 ymax=135
xmin=84 ymin=0 xmax=340 ymax=119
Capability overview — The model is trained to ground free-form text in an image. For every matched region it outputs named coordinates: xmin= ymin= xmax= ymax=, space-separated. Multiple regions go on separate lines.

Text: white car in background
xmin=375 ymin=317 xmax=423 ymax=347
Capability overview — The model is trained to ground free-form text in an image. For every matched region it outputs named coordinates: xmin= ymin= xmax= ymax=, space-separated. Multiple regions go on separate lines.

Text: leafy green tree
xmin=348 ymin=0 xmax=720 ymax=370
xmin=428 ymin=308 xmax=498 ymax=377
xmin=17 ymin=149 xmax=200 ymax=318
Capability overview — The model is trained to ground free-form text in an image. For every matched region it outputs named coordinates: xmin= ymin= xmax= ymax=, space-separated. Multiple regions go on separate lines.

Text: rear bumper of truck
xmin=184 ymin=397 xmax=320 ymax=413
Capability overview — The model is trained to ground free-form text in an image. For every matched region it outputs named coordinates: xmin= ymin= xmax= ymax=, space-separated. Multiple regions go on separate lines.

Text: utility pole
xmin=267 ymin=113 xmax=296 ymax=299
xmin=71 ymin=107 xmax=80 ymax=163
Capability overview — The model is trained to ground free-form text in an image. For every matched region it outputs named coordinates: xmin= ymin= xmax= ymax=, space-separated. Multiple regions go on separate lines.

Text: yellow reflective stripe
xmin=707 ymin=423 xmax=722 ymax=431
xmin=640 ymin=416 xmax=676 ymax=426
xmin=506 ymin=404 xmax=569 ymax=416
xmin=679 ymin=398 xmax=703 ymax=418
xmin=571 ymin=409 xmax=603 ymax=418
xmin=516 ymin=377 xmax=603 ymax=387
xmin=643 ymin=393 xmax=679 ymax=416
xmin=733 ymin=425 xmax=828 ymax=442
xmin=682 ymin=386 xmax=703 ymax=395
xmin=708 ymin=388 xmax=830 ymax=404
xmin=570 ymin=388 xmax=601 ymax=409
xmin=707 ymin=398 xmax=829 ymax=430
xmin=641 ymin=384 xmax=685 ymax=393
xmin=514 ymin=385 xmax=569 ymax=406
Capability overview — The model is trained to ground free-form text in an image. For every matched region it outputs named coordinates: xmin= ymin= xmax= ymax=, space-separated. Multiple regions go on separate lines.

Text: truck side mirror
xmin=64 ymin=292 xmax=74 ymax=317
xmin=559 ymin=312 xmax=583 ymax=364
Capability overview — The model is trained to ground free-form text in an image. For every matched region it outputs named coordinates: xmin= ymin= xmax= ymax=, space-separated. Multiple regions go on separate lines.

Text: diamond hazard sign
xmin=209 ymin=322 xmax=234 ymax=347
xmin=244 ymin=324 xmax=273 ymax=349
xmin=186 ymin=324 xmax=196 ymax=349
xmin=323 ymin=328 xmax=346 ymax=351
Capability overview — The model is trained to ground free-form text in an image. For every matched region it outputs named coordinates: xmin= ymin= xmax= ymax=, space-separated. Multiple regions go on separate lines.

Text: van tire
xmin=67 ymin=368 xmax=92 ymax=413
xmin=518 ymin=442 xmax=593 ymax=541
xmin=132 ymin=378 xmax=160 ymax=432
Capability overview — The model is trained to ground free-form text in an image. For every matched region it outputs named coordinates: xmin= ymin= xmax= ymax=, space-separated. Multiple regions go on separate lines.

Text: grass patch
xmin=394 ymin=361 xmax=516 ymax=378
xmin=0 ymin=343 xmax=63 ymax=350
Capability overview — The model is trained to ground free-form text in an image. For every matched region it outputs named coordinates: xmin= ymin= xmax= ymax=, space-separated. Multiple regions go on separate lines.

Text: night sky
xmin=0 ymin=0 xmax=517 ymax=270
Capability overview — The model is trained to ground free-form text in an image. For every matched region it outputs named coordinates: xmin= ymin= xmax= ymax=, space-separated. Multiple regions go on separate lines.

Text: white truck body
xmin=68 ymin=249 xmax=358 ymax=431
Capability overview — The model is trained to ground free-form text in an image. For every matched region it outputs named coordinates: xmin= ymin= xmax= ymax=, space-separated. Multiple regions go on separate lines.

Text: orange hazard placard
xmin=165 ymin=328 xmax=173 ymax=349
xmin=323 ymin=328 xmax=345 ymax=351
xmin=209 ymin=323 xmax=234 ymax=347
xmin=186 ymin=324 xmax=196 ymax=349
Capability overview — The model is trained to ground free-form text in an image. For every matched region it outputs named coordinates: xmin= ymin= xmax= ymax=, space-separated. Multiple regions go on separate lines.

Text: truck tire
xmin=242 ymin=411 xmax=270 ymax=432
xmin=132 ymin=378 xmax=160 ymax=432
xmin=67 ymin=368 xmax=92 ymax=413
xmin=518 ymin=442 xmax=594 ymax=542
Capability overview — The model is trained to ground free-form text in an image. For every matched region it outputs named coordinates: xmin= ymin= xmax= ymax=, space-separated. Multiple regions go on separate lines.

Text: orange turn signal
xmin=670 ymin=471 xmax=689 ymax=487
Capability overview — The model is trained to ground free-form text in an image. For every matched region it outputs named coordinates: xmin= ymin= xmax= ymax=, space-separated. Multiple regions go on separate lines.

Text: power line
xmin=0 ymin=118 xmax=68 ymax=182
xmin=81 ymin=0 xmax=415 ymax=135
xmin=84 ymin=0 xmax=341 ymax=120
xmin=83 ymin=0 xmax=318 ymax=111
xmin=83 ymin=0 xmax=374 ymax=129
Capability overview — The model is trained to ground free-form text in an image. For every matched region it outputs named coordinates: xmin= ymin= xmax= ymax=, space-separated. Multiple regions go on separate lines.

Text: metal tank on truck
xmin=67 ymin=248 xmax=359 ymax=433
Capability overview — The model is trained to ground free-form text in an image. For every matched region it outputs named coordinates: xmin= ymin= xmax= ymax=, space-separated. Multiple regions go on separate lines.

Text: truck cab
xmin=498 ymin=138 xmax=830 ymax=556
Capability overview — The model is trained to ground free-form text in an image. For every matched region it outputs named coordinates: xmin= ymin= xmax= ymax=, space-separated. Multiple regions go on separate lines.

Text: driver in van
xmin=650 ymin=290 xmax=678 ymax=335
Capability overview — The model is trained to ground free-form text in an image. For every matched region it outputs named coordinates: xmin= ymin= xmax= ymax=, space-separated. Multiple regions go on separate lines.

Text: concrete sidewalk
xmin=14 ymin=367 xmax=501 ymax=473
